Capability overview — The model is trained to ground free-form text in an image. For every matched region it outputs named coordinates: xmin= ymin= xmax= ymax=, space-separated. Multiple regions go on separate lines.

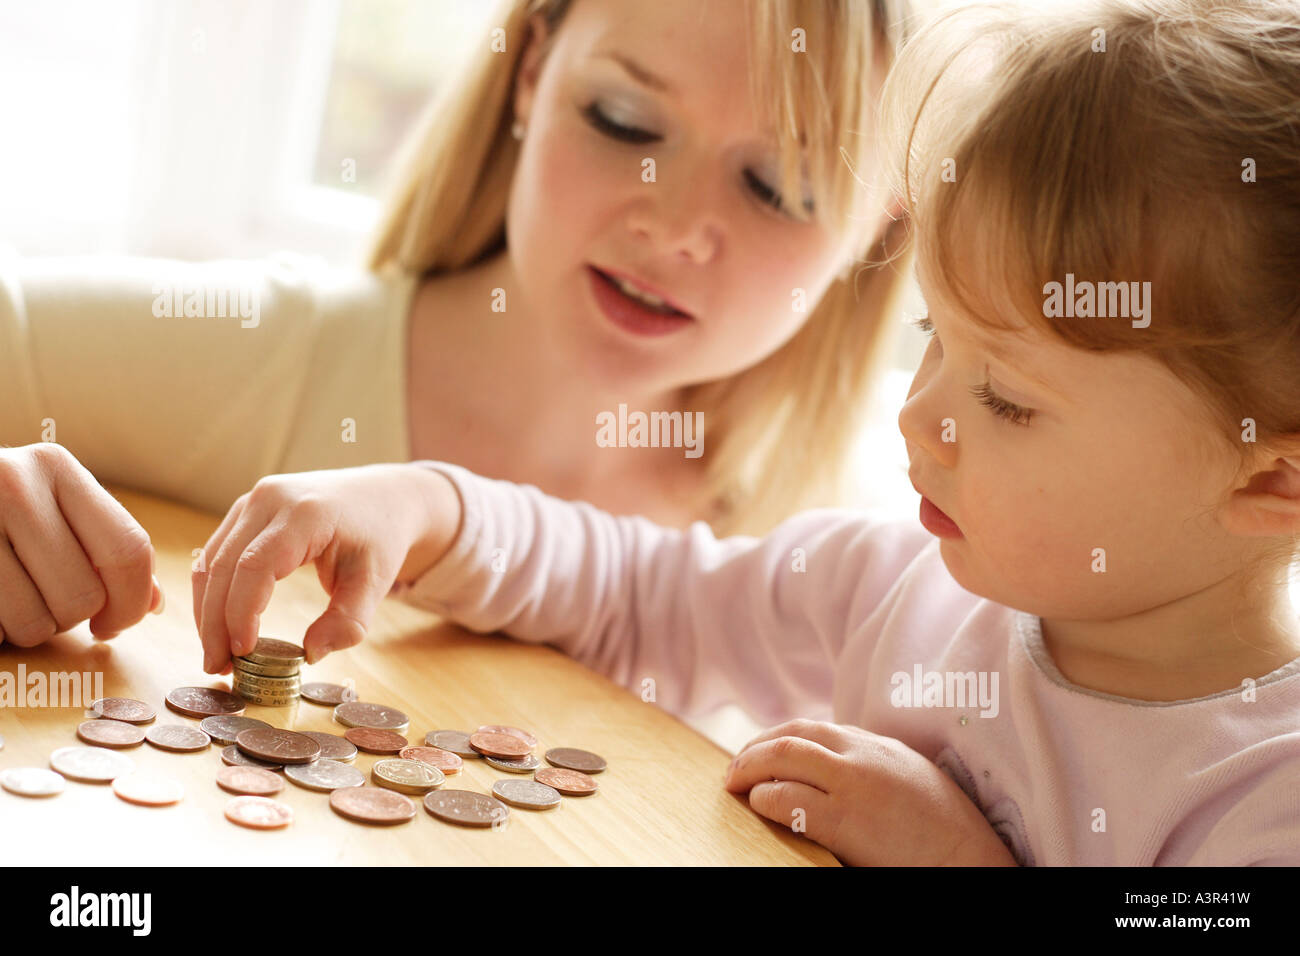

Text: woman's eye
xmin=745 ymin=169 xmax=814 ymax=217
xmin=582 ymin=102 xmax=659 ymax=144
xmin=970 ymin=380 xmax=1033 ymax=426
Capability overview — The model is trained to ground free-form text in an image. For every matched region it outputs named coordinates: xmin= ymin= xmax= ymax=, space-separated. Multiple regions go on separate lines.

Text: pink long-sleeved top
xmin=400 ymin=463 xmax=1300 ymax=866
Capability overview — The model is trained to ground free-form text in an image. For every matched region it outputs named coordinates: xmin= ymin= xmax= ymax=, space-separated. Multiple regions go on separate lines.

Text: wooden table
xmin=0 ymin=488 xmax=836 ymax=865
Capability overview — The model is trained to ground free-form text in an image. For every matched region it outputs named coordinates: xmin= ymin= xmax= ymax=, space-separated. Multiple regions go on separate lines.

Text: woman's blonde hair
xmin=368 ymin=0 xmax=916 ymax=535
xmin=882 ymin=0 xmax=1300 ymax=570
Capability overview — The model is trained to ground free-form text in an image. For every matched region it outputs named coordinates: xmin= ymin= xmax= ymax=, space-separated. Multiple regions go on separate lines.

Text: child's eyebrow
xmin=594 ymin=51 xmax=677 ymax=97
xmin=916 ymin=278 xmax=1072 ymax=402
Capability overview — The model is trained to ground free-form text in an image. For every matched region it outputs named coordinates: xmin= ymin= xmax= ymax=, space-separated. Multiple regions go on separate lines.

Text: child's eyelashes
xmin=969 ymin=380 xmax=1033 ymax=426
xmin=907 ymin=313 xmax=1034 ymax=425
xmin=579 ymin=101 xmax=811 ymax=217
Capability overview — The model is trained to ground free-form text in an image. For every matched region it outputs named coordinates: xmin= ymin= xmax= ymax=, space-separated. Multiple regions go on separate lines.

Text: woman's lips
xmin=918 ymin=496 xmax=963 ymax=538
xmin=587 ymin=266 xmax=695 ymax=338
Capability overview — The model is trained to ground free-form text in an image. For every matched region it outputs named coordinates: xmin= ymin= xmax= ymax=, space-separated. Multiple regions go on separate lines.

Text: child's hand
xmin=724 ymin=719 xmax=1018 ymax=866
xmin=0 ymin=443 xmax=163 ymax=646
xmin=192 ymin=463 xmax=461 ymax=673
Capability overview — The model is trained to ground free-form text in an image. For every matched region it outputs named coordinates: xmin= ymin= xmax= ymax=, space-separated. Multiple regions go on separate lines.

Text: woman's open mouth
xmin=587 ymin=265 xmax=695 ymax=337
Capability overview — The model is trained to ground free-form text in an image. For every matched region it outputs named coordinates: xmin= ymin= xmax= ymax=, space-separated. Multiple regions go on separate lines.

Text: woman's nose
xmin=627 ymin=166 xmax=723 ymax=265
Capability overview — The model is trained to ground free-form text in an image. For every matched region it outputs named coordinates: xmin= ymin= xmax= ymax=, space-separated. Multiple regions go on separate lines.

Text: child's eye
xmin=907 ymin=313 xmax=935 ymax=336
xmin=583 ymin=102 xmax=660 ymax=144
xmin=970 ymin=380 xmax=1033 ymax=426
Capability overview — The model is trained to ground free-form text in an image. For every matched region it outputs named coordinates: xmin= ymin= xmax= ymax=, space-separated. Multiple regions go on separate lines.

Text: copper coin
xmin=1 ymin=767 xmax=65 ymax=797
xmin=477 ymin=724 xmax=539 ymax=747
xmin=544 ymin=747 xmax=607 ymax=774
xmin=535 ymin=767 xmax=599 ymax=796
xmin=112 ymin=772 xmax=184 ymax=807
xmin=426 ymin=730 xmax=481 ymax=758
xmin=399 ymin=746 xmax=462 ymax=774
xmin=301 ymin=682 xmax=354 ymax=706
xmin=235 ymin=728 xmax=321 ymax=765
xmin=329 ymin=786 xmax=417 ymax=825
xmin=145 ymin=724 xmax=211 ymax=753
xmin=344 ymin=727 xmax=408 ymax=755
xmin=423 ymin=789 xmax=509 ymax=828
xmin=241 ymin=637 xmax=305 ymax=665
xmin=301 ymin=731 xmax=358 ymax=763
xmin=492 ymin=778 xmax=561 ymax=810
xmin=49 ymin=746 xmax=134 ymax=783
xmin=76 ymin=719 xmax=146 ymax=749
xmin=333 ymin=701 xmax=409 ymax=732
xmin=221 ymin=745 xmax=284 ymax=772
xmin=165 ymin=686 xmax=245 ymax=718
xmin=285 ymin=759 xmax=366 ymax=793
xmin=469 ymin=731 xmax=532 ymax=759
xmin=225 ymin=795 xmax=293 ymax=829
xmin=90 ymin=697 xmax=156 ymax=723
xmin=216 ymin=765 xmax=284 ymax=796
xmin=485 ymin=753 xmax=541 ymax=773
xmin=199 ymin=715 xmax=272 ymax=746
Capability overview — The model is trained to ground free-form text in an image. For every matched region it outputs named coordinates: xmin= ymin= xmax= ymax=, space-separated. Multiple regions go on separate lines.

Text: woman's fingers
xmin=0 ymin=532 xmax=58 ymax=647
xmin=52 ymin=462 xmax=156 ymax=639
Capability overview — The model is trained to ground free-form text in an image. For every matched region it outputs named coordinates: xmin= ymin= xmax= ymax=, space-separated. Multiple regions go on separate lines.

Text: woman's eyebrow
xmin=593 ymin=50 xmax=677 ymax=96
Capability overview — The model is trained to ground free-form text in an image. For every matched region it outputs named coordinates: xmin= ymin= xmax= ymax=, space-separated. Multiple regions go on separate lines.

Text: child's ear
xmin=1220 ymin=453 xmax=1300 ymax=538
xmin=513 ymin=14 xmax=553 ymax=131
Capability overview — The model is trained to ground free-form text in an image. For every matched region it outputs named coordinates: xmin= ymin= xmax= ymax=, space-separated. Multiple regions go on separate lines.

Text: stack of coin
xmin=232 ymin=638 xmax=305 ymax=706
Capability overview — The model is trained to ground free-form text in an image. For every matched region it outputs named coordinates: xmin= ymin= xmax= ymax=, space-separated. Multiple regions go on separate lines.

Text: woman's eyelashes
xmin=580 ymin=101 xmax=808 ymax=216
xmin=907 ymin=313 xmax=1035 ymax=426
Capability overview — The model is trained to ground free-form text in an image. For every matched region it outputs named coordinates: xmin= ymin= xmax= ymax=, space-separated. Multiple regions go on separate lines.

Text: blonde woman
xmin=0 ymin=0 xmax=913 ymax=647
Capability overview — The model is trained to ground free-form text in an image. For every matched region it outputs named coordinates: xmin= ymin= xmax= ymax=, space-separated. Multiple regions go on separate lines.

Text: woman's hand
xmin=724 ymin=718 xmax=1018 ymax=866
xmin=191 ymin=463 xmax=461 ymax=673
xmin=0 ymin=443 xmax=162 ymax=647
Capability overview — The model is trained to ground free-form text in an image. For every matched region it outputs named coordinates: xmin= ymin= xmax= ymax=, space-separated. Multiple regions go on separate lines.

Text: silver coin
xmin=425 ymin=730 xmax=482 ymax=758
xmin=285 ymin=759 xmax=366 ymax=792
xmin=485 ymin=753 xmax=541 ymax=773
xmin=491 ymin=778 xmax=561 ymax=810
xmin=199 ymin=715 xmax=273 ymax=746
xmin=372 ymin=758 xmax=444 ymax=794
xmin=1 ymin=767 xmax=65 ymax=797
xmin=300 ymin=731 xmax=357 ymax=763
xmin=220 ymin=745 xmax=284 ymax=772
xmin=301 ymin=682 xmax=355 ymax=706
xmin=49 ymin=745 xmax=135 ymax=783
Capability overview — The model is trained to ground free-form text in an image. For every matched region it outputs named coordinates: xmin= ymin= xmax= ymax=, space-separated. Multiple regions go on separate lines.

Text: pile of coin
xmin=233 ymin=638 xmax=305 ymax=706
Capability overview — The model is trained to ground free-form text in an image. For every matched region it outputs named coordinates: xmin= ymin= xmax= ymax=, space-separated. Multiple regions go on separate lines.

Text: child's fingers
xmin=192 ymin=494 xmax=249 ymax=629
xmin=0 ymin=534 xmax=59 ymax=646
xmin=302 ymin=550 xmax=392 ymax=665
xmin=224 ymin=511 xmax=313 ymax=656
xmin=198 ymin=506 xmax=273 ymax=672
xmin=745 ymin=779 xmax=835 ymax=843
xmin=52 ymin=463 xmax=155 ymax=639
xmin=735 ymin=717 xmax=851 ymax=758
xmin=725 ymin=734 xmax=839 ymax=795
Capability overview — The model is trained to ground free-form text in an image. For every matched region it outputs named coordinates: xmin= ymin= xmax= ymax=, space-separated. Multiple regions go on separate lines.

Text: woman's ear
xmin=1220 ymin=453 xmax=1300 ymax=538
xmin=513 ymin=14 xmax=553 ymax=131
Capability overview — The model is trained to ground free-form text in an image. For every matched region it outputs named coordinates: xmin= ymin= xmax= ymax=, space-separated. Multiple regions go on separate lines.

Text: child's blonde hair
xmin=883 ymin=0 xmax=1300 ymax=569
xmin=367 ymin=0 xmax=917 ymax=535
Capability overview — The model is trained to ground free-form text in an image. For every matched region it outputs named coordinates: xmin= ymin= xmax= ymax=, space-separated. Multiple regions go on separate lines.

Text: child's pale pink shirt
xmin=399 ymin=463 xmax=1300 ymax=866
